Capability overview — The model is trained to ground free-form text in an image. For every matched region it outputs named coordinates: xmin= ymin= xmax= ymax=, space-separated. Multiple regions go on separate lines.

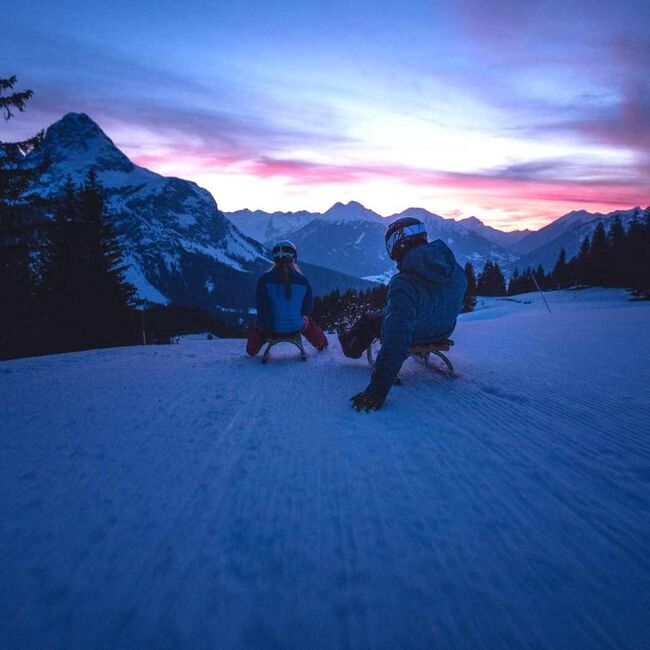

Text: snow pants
xmin=246 ymin=316 xmax=328 ymax=356
xmin=338 ymin=311 xmax=383 ymax=359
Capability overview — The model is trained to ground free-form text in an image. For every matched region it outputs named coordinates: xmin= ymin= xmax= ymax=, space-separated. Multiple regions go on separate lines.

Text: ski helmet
xmin=385 ymin=217 xmax=427 ymax=261
xmin=272 ymin=240 xmax=298 ymax=262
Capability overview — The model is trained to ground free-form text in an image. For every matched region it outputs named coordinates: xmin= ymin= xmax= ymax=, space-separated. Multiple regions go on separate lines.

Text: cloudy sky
xmin=4 ymin=0 xmax=650 ymax=229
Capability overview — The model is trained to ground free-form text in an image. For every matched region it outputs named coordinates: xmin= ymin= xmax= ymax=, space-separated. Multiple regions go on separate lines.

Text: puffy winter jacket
xmin=256 ymin=266 xmax=314 ymax=334
xmin=367 ymin=240 xmax=467 ymax=402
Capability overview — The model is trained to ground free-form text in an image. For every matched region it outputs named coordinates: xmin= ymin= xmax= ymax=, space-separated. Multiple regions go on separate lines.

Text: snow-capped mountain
xmin=227 ymin=201 xmax=390 ymax=279
xmin=318 ymin=200 xmax=383 ymax=225
xmin=511 ymin=207 xmax=645 ymax=272
xmin=282 ymin=201 xmax=390 ymax=278
xmin=289 ymin=216 xmax=390 ymax=278
xmin=228 ymin=200 xmax=646 ymax=281
xmin=227 ymin=202 xmax=516 ymax=279
xmin=226 ymin=201 xmax=382 ymax=247
xmin=458 ymin=216 xmax=531 ymax=250
xmin=224 ymin=208 xmax=317 ymax=245
xmin=511 ymin=209 xmax=605 ymax=256
xmin=26 ymin=113 xmax=375 ymax=315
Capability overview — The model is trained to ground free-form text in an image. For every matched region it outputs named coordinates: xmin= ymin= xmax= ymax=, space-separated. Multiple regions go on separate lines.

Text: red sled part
xmin=302 ymin=316 xmax=328 ymax=351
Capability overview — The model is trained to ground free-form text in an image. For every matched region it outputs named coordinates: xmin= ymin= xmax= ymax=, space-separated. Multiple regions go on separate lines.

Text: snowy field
xmin=1 ymin=289 xmax=649 ymax=649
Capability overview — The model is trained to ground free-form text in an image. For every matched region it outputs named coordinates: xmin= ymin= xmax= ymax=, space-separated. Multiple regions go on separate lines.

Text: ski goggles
xmin=385 ymin=223 xmax=426 ymax=258
xmin=272 ymin=244 xmax=297 ymax=259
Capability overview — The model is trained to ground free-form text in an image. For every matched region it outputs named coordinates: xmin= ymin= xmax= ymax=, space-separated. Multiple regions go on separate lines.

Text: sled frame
xmin=366 ymin=338 xmax=455 ymax=378
xmin=261 ymin=333 xmax=307 ymax=364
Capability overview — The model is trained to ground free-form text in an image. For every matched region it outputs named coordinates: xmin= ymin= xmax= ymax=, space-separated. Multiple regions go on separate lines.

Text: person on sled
xmin=247 ymin=240 xmax=328 ymax=356
xmin=338 ymin=216 xmax=466 ymax=411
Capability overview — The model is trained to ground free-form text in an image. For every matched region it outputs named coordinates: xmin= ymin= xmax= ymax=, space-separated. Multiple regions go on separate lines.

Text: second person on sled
xmin=247 ymin=240 xmax=328 ymax=357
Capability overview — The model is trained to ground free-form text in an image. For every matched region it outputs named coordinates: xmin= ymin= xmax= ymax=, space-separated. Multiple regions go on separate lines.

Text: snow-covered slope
xmin=2 ymin=289 xmax=649 ymax=648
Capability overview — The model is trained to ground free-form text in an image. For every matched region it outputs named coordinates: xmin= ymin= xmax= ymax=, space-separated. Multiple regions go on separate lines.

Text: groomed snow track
xmin=1 ymin=289 xmax=649 ymax=648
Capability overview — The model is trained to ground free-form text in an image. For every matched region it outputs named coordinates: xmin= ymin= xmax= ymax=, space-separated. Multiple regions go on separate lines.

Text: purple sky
xmin=3 ymin=0 xmax=650 ymax=229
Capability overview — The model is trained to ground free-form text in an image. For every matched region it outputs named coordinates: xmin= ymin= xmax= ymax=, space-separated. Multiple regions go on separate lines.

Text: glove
xmin=350 ymin=391 xmax=383 ymax=412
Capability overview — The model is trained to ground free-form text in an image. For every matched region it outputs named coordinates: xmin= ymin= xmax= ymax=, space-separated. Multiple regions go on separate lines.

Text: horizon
xmin=4 ymin=0 xmax=650 ymax=230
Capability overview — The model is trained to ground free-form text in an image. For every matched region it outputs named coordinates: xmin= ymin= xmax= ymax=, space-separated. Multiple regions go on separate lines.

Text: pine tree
xmin=508 ymin=268 xmax=520 ymax=295
xmin=476 ymin=260 xmax=506 ymax=296
xmin=76 ymin=169 xmax=137 ymax=347
xmin=642 ymin=207 xmax=650 ymax=290
xmin=551 ymin=248 xmax=570 ymax=288
xmin=588 ymin=222 xmax=608 ymax=286
xmin=0 ymin=76 xmax=45 ymax=359
xmin=463 ymin=262 xmax=477 ymax=312
xmin=623 ymin=215 xmax=650 ymax=289
xmin=41 ymin=172 xmax=137 ymax=352
xmin=575 ymin=237 xmax=591 ymax=285
xmin=606 ymin=216 xmax=626 ymax=286
xmin=40 ymin=179 xmax=82 ymax=351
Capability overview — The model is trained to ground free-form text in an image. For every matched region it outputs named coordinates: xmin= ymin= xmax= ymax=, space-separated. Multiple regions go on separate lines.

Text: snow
xmin=1 ymin=289 xmax=649 ymax=648
xmin=122 ymin=256 xmax=170 ymax=305
xmin=362 ymin=269 xmax=394 ymax=284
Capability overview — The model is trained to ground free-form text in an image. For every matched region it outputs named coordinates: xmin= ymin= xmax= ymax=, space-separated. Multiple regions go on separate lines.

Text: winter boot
xmin=338 ymin=311 xmax=383 ymax=359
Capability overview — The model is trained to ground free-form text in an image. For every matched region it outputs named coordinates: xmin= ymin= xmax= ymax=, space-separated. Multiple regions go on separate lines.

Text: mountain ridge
xmin=25 ymin=113 xmax=376 ymax=319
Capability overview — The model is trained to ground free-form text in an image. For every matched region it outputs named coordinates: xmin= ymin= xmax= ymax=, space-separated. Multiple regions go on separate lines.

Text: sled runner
xmin=261 ymin=333 xmax=308 ymax=364
xmin=366 ymin=338 xmax=455 ymax=379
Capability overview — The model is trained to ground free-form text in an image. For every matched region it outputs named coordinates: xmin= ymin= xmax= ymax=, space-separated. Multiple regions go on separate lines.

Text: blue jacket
xmin=367 ymin=240 xmax=467 ymax=401
xmin=256 ymin=266 xmax=313 ymax=334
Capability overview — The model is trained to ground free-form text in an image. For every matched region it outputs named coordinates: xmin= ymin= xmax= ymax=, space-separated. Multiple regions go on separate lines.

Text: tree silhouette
xmin=476 ymin=260 xmax=506 ymax=296
xmin=463 ymin=262 xmax=477 ymax=311
xmin=41 ymin=171 xmax=137 ymax=352
xmin=551 ymin=248 xmax=570 ymax=288
xmin=0 ymin=76 xmax=46 ymax=359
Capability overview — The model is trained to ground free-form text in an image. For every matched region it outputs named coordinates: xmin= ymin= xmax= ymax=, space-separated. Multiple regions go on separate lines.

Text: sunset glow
xmin=4 ymin=0 xmax=649 ymax=229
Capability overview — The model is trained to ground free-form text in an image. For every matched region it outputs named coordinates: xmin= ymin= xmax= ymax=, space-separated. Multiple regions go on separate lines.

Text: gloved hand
xmin=350 ymin=391 xmax=383 ymax=412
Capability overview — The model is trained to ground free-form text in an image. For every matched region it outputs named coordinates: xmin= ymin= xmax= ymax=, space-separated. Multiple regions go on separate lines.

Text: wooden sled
xmin=366 ymin=338 xmax=455 ymax=381
xmin=261 ymin=333 xmax=307 ymax=364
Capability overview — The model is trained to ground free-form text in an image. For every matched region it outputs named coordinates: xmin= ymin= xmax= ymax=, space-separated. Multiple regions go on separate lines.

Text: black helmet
xmin=385 ymin=217 xmax=427 ymax=261
xmin=272 ymin=240 xmax=298 ymax=262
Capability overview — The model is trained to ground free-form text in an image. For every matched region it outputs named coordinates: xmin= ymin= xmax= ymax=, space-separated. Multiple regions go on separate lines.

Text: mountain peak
xmin=40 ymin=112 xmax=134 ymax=175
xmin=49 ymin=112 xmax=110 ymax=144
xmin=459 ymin=215 xmax=484 ymax=227
xmin=323 ymin=201 xmax=382 ymax=223
xmin=397 ymin=207 xmax=445 ymax=222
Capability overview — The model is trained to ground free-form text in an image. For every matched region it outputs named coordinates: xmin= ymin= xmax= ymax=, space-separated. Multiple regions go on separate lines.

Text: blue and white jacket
xmin=256 ymin=266 xmax=314 ymax=335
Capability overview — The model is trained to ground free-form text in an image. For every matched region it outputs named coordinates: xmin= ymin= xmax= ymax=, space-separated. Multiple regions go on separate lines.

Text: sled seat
xmin=366 ymin=338 xmax=455 ymax=377
xmin=261 ymin=333 xmax=307 ymax=364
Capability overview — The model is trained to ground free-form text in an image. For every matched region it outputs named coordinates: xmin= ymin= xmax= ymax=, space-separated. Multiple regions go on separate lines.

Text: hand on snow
xmin=350 ymin=391 xmax=383 ymax=412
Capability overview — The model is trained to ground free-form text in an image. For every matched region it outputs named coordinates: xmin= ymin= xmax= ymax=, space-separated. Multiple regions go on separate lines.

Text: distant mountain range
xmin=22 ymin=113 xmax=646 ymax=318
xmin=24 ymin=113 xmax=375 ymax=321
xmin=511 ymin=207 xmax=644 ymax=271
xmin=226 ymin=202 xmax=644 ymax=277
